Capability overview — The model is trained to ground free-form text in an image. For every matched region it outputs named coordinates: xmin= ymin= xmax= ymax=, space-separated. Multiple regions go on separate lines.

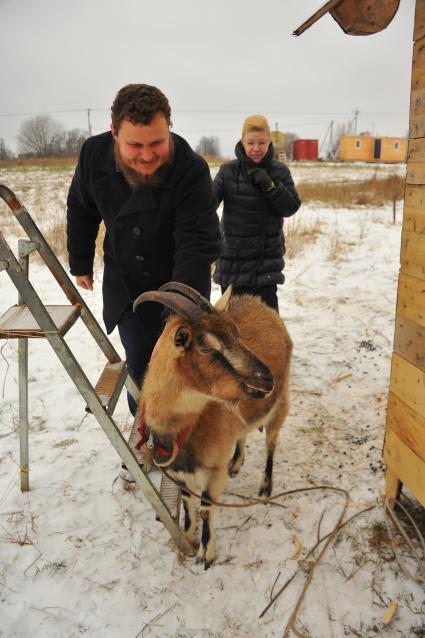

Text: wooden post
xmin=383 ymin=0 xmax=425 ymax=508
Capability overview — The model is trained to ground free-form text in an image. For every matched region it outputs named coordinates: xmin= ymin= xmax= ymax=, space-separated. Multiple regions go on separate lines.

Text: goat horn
xmin=152 ymin=440 xmax=179 ymax=468
xmin=158 ymin=281 xmax=214 ymax=313
xmin=133 ymin=290 xmax=203 ymax=323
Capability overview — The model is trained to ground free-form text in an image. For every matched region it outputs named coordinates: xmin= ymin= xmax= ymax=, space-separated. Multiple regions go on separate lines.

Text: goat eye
xmin=198 ymin=344 xmax=213 ymax=354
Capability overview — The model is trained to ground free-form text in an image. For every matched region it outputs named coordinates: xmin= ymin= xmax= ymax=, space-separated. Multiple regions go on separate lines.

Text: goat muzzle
xmin=242 ymin=368 xmax=274 ymax=398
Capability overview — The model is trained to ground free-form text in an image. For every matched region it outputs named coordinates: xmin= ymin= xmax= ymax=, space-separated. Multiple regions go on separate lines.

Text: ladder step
xmin=157 ymin=473 xmax=181 ymax=523
xmin=0 ymin=304 xmax=81 ymax=339
xmin=86 ymin=361 xmax=127 ymax=414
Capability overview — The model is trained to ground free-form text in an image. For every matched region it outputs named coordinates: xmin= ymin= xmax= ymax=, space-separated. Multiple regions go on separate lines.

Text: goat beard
xmin=114 ymin=138 xmax=175 ymax=190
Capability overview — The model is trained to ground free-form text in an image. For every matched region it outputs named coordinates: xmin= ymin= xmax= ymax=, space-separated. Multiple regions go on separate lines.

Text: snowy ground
xmin=0 ymin=164 xmax=424 ymax=638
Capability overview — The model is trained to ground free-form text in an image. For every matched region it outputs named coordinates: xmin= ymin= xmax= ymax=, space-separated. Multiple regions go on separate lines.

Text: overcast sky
xmin=0 ymin=0 xmax=416 ymax=157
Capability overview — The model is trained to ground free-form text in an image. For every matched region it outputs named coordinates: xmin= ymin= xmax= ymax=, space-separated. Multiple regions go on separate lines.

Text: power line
xmin=0 ymin=108 xmax=409 ymax=118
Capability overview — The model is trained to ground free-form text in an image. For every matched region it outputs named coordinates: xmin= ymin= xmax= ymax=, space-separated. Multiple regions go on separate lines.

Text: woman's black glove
xmin=247 ymin=168 xmax=275 ymax=192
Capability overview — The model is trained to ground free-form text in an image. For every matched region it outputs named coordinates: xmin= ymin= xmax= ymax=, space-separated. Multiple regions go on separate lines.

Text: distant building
xmin=292 ymin=139 xmax=319 ymax=161
xmin=339 ymin=135 xmax=407 ymax=163
xmin=270 ymin=130 xmax=287 ymax=160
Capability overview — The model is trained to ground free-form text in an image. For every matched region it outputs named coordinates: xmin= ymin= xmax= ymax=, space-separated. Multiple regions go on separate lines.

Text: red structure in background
xmin=293 ymin=139 xmax=319 ymax=161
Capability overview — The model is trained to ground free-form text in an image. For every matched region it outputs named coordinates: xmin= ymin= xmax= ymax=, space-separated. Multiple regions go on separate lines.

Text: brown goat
xmin=134 ymin=283 xmax=292 ymax=567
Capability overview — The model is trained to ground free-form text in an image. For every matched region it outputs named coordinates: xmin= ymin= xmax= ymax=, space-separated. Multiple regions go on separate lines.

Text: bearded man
xmin=66 ymin=84 xmax=221 ymax=435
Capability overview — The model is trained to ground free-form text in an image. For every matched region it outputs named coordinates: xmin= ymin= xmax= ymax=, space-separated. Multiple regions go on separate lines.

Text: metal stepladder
xmin=0 ymin=183 xmax=191 ymax=555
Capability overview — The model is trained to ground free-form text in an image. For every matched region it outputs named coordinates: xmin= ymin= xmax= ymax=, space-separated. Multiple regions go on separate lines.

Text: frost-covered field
xmin=0 ymin=162 xmax=424 ymax=638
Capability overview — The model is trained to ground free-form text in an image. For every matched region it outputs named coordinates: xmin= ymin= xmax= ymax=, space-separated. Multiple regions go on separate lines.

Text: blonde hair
xmin=241 ymin=114 xmax=271 ymax=138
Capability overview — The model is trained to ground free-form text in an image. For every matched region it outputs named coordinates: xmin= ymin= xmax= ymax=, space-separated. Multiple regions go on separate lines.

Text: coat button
xmin=116 ymin=221 xmax=124 ymax=230
xmin=120 ymin=268 xmax=128 ymax=275
xmin=135 ymin=255 xmax=144 ymax=262
xmin=133 ymin=226 xmax=141 ymax=236
xmin=142 ymin=271 xmax=151 ymax=277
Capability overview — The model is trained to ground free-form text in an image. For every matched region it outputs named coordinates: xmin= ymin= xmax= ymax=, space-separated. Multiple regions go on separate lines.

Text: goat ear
xmin=214 ymin=284 xmax=233 ymax=312
xmin=174 ymin=324 xmax=192 ymax=349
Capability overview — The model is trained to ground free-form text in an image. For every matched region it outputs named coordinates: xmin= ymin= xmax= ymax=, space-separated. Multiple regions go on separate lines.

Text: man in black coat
xmin=67 ymin=84 xmax=221 ymax=422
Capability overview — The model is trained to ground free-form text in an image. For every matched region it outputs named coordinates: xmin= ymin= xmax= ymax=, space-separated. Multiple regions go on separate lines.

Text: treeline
xmin=0 ymin=115 xmax=88 ymax=159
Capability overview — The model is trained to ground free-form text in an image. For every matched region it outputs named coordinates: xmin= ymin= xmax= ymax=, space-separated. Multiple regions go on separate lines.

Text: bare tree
xmin=63 ymin=128 xmax=88 ymax=156
xmin=0 ymin=138 xmax=13 ymax=160
xmin=196 ymin=135 xmax=221 ymax=158
xmin=17 ymin=114 xmax=64 ymax=157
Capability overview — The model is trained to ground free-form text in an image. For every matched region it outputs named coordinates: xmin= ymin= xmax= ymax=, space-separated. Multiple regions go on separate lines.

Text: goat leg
xmin=228 ymin=436 xmax=247 ymax=477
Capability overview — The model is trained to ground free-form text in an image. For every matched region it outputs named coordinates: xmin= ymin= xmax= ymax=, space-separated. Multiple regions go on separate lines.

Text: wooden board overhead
xmin=400 ymin=230 xmax=425 ymax=280
xmin=394 ymin=314 xmax=425 ymax=372
xmin=293 ymin=0 xmax=400 ymax=36
xmin=402 ymin=185 xmax=425 ymax=233
xmin=389 ymin=352 xmax=425 ymax=419
xmin=330 ymin=0 xmax=400 ymax=36
xmin=396 ymin=273 xmax=425 ymax=328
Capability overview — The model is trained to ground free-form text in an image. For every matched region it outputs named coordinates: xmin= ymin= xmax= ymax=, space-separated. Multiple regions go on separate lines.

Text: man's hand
xmin=76 ymin=274 xmax=94 ymax=290
xmin=247 ymin=168 xmax=274 ymax=192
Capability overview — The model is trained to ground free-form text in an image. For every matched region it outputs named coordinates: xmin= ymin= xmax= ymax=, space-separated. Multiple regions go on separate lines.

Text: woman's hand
xmin=247 ymin=168 xmax=275 ymax=192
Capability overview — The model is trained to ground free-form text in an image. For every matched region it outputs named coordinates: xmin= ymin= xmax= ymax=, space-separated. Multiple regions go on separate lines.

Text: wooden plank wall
xmin=384 ymin=0 xmax=425 ymax=506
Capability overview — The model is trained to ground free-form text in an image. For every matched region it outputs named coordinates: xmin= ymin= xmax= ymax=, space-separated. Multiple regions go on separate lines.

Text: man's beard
xmin=114 ymin=138 xmax=174 ymax=190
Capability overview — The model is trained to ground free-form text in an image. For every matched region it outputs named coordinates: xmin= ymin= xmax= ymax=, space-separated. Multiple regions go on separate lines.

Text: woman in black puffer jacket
xmin=213 ymin=114 xmax=301 ymax=312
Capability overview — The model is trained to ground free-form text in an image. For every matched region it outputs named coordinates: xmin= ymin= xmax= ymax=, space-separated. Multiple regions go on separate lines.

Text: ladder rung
xmin=86 ymin=361 xmax=127 ymax=414
xmin=157 ymin=473 xmax=181 ymax=523
xmin=0 ymin=304 xmax=81 ymax=339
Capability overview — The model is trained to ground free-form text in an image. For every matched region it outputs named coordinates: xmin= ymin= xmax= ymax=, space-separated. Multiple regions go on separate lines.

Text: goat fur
xmin=140 ymin=291 xmax=292 ymax=567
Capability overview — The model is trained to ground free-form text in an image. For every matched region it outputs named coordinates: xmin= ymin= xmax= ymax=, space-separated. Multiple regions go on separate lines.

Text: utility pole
xmin=329 ymin=120 xmax=334 ymax=157
xmin=353 ymin=108 xmax=359 ymax=135
xmin=87 ymin=109 xmax=92 ymax=137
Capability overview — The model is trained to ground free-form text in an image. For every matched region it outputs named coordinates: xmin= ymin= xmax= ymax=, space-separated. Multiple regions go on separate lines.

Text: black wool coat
xmin=213 ymin=142 xmax=301 ymax=289
xmin=67 ymin=131 xmax=221 ymax=333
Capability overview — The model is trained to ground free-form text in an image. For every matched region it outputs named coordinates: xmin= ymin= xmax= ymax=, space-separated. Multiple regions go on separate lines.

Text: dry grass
xmin=297 ymin=174 xmax=405 ymax=208
xmin=285 ymin=217 xmax=322 ymax=259
xmin=0 ymin=157 xmax=77 ymax=171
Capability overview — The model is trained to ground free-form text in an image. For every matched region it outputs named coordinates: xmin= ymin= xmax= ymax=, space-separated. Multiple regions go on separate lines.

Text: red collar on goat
xmin=136 ymin=402 xmax=189 ymax=459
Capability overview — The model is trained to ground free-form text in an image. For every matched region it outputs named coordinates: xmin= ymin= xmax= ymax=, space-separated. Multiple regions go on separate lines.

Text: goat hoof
xmin=258 ymin=484 xmax=272 ymax=498
xmin=228 ymin=462 xmax=240 ymax=477
xmin=204 ymin=559 xmax=213 ymax=570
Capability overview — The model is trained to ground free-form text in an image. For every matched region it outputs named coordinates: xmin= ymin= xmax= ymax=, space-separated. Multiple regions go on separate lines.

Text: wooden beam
xmin=400 ymin=230 xmax=425 ymax=280
xmin=402 ymin=184 xmax=425 ymax=233
xmin=383 ymin=429 xmax=425 ymax=507
xmin=396 ymin=272 xmax=425 ymax=328
xmin=406 ymin=137 xmax=425 ymax=183
xmin=409 ymin=89 xmax=425 ymax=138
xmin=292 ymin=0 xmax=344 ymax=36
xmin=394 ymin=314 xmax=425 ymax=371
xmin=387 ymin=391 xmax=425 ymax=463
xmin=412 ymin=40 xmax=425 ymax=91
xmin=414 ymin=0 xmax=425 ymax=41
xmin=389 ymin=352 xmax=425 ymax=419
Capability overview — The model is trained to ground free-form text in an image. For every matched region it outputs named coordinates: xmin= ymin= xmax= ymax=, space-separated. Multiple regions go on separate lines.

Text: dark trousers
xmin=117 ymin=304 xmax=164 ymax=415
xmin=222 ymin=284 xmax=279 ymax=313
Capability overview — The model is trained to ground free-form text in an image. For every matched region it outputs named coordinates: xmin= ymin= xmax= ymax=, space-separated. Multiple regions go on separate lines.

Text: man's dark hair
xmin=111 ymin=84 xmax=171 ymax=131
